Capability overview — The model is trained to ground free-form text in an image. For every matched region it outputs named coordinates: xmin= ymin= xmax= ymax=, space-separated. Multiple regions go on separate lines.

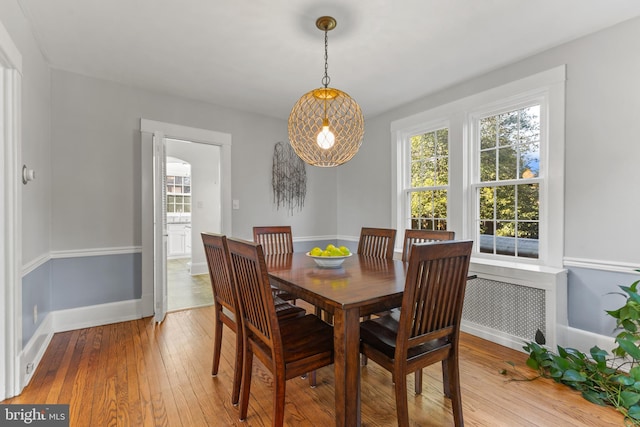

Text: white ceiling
xmin=17 ymin=0 xmax=640 ymax=120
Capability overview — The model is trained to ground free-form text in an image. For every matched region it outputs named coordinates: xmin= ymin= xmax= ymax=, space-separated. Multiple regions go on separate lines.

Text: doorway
xmin=164 ymin=145 xmax=215 ymax=312
xmin=140 ymin=119 xmax=232 ymax=323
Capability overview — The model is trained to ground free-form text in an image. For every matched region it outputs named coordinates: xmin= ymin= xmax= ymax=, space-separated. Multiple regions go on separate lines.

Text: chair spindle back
xmin=401 ymin=229 xmax=455 ymax=262
xmin=397 ymin=240 xmax=472 ymax=355
xmin=357 ymin=227 xmax=397 ymax=259
xmin=253 ymin=226 xmax=294 ymax=255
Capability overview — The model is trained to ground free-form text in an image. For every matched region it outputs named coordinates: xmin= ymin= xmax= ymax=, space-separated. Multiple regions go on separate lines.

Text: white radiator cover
xmin=462 ymin=260 xmax=568 ymax=353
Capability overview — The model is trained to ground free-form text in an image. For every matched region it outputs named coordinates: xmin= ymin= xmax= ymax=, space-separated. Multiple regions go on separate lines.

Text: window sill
xmin=469 ymin=256 xmax=566 ymax=291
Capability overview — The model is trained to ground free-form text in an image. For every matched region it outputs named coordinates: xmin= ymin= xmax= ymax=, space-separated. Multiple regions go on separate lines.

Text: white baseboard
xmin=461 ymin=320 xmax=529 ymax=353
xmin=52 ymin=299 xmax=144 ymax=333
xmin=19 ymin=312 xmax=54 ymax=390
xmin=190 ymin=261 xmax=208 ymax=276
xmin=561 ymin=325 xmax=616 ymax=354
xmin=462 ymin=322 xmax=618 ymax=360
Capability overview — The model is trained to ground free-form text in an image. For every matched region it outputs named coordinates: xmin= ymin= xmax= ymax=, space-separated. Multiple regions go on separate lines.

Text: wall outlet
xmin=33 ymin=304 xmax=38 ymax=324
xmin=26 ymin=362 xmax=34 ymax=374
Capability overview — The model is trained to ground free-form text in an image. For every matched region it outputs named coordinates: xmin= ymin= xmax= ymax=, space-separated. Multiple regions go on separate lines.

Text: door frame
xmin=140 ymin=119 xmax=232 ymax=318
xmin=0 ymin=21 xmax=23 ymax=400
xmin=152 ymin=133 xmax=168 ymax=322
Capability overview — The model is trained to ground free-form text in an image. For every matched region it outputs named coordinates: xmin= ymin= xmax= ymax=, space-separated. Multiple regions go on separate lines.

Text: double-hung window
xmin=472 ymin=103 xmax=541 ymax=259
xmin=405 ymin=126 xmax=449 ymax=231
xmin=392 ymin=66 xmax=565 ymax=268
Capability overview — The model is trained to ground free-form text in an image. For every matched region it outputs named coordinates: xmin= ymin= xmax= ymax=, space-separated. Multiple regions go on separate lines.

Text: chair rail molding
xmin=564 ymin=257 xmax=640 ymax=274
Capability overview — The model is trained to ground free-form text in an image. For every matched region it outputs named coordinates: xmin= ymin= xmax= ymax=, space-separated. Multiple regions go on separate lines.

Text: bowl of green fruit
xmin=307 ymin=244 xmax=352 ymax=268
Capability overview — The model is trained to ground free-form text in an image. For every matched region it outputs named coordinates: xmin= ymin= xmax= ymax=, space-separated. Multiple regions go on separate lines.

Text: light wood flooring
xmin=167 ymin=258 xmax=213 ymax=312
xmin=2 ymin=301 xmax=624 ymax=426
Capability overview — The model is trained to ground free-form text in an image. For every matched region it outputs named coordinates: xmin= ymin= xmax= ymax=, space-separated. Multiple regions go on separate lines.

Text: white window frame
xmin=397 ymin=119 xmax=450 ymax=233
xmin=469 ymin=98 xmax=545 ymax=262
xmin=392 ymin=66 xmax=565 ymax=269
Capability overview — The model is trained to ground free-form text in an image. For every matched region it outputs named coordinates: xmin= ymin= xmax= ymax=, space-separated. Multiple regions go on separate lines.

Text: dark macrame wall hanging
xmin=272 ymin=141 xmax=306 ymax=214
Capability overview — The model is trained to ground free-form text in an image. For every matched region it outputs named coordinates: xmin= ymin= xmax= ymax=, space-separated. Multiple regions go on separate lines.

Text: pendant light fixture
xmin=288 ymin=16 xmax=364 ymax=167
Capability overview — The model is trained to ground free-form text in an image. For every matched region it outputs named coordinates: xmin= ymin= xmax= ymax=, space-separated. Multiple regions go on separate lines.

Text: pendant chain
xmin=321 ymin=29 xmax=331 ymax=88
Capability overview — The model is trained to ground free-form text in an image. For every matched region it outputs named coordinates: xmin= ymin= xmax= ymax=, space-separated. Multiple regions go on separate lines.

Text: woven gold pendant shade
xmin=288 ymin=16 xmax=364 ymax=167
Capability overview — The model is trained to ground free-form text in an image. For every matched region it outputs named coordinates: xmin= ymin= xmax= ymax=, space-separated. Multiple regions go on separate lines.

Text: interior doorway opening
xmin=140 ymin=119 xmax=232 ymax=323
xmin=165 ymin=140 xmax=218 ymax=312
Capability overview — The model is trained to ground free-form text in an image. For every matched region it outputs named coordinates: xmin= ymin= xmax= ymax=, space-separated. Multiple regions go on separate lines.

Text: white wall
xmin=50 ymin=69 xmax=339 ymax=253
xmin=341 ymin=16 xmax=640 ymax=265
xmin=337 ymin=16 xmax=640 ymax=336
xmin=0 ymin=0 xmax=52 ymax=265
xmin=0 ymin=0 xmax=52 ymax=398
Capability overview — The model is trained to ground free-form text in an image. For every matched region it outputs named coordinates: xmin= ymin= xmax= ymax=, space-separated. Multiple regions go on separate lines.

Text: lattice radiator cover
xmin=463 ymin=277 xmax=546 ymax=342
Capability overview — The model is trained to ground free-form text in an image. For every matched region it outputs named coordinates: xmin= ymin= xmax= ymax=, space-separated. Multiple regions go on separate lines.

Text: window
xmin=474 ymin=105 xmax=541 ymax=258
xmin=405 ymin=127 xmax=449 ymax=230
xmin=166 ymin=175 xmax=191 ymax=213
xmin=392 ymin=66 xmax=565 ymax=267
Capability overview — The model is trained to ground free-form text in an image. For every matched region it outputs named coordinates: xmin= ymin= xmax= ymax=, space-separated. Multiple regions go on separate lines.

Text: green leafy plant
xmin=504 ymin=274 xmax=640 ymax=424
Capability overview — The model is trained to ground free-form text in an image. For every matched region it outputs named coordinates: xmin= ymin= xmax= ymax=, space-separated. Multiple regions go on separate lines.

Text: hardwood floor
xmin=3 ymin=302 xmax=624 ymax=426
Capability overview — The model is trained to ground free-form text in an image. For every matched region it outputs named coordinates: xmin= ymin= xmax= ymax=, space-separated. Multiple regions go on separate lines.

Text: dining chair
xmin=357 ymin=227 xmax=397 ymax=259
xmin=358 ymin=227 xmax=397 ymax=363
xmin=201 ymin=233 xmax=305 ymax=406
xmin=401 ymin=229 xmax=456 ymax=393
xmin=226 ymin=237 xmax=334 ymax=427
xmin=253 ymin=226 xmax=297 ymax=303
xmin=359 ymin=240 xmax=473 ymax=427
xmin=401 ymin=229 xmax=455 ymax=262
xmin=253 ymin=225 xmax=294 ymax=255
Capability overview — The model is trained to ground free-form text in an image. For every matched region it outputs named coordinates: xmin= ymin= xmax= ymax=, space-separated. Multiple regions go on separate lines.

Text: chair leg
xmin=442 ymin=359 xmax=451 ymax=398
xmin=231 ymin=324 xmax=243 ymax=406
xmin=414 ymin=368 xmax=422 ymax=394
xmin=324 ymin=311 xmax=333 ymax=324
xmin=314 ymin=306 xmax=334 ymax=324
xmin=273 ymin=370 xmax=287 ymax=427
xmin=394 ymin=370 xmax=410 ymax=427
xmin=308 ymin=370 xmax=317 ymax=388
xmin=446 ymin=355 xmax=463 ymax=426
xmin=238 ymin=348 xmax=253 ymax=421
xmin=361 ymin=315 xmax=371 ymax=366
xmin=212 ymin=310 xmax=223 ymax=376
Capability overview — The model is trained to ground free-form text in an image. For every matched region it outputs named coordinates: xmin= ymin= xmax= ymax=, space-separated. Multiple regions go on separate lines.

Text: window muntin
xmin=405 ymin=128 xmax=449 ymax=231
xmin=474 ymin=105 xmax=541 ymax=259
xmin=166 ymin=175 xmax=191 ymax=213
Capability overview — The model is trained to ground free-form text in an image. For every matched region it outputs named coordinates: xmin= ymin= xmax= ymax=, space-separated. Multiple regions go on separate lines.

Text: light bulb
xmin=316 ymin=119 xmax=335 ymax=149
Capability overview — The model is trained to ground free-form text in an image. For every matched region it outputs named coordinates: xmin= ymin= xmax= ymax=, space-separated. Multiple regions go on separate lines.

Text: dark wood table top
xmin=265 ymin=252 xmax=408 ymax=316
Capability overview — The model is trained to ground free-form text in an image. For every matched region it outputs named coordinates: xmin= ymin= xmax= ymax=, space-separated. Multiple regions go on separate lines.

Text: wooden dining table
xmin=265 ymin=252 xmax=408 ymax=427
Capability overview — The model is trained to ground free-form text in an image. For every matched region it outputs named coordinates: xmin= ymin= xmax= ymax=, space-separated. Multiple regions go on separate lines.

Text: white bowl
xmin=306 ymin=252 xmax=352 ymax=268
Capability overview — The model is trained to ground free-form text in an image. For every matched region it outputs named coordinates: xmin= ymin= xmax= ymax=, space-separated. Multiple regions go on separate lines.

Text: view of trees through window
xmin=409 ymin=128 xmax=449 ymax=230
xmin=477 ymin=105 xmax=540 ymax=258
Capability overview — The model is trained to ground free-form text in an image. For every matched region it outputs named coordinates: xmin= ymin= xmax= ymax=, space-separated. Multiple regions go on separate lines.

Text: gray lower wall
xmin=567 ymin=267 xmax=639 ymax=336
xmin=19 ymin=236 xmax=639 ymax=349
xmin=21 ymin=263 xmax=52 ymax=348
xmin=51 ymin=254 xmax=142 ymax=310
xmin=21 ymin=253 xmax=141 ymax=347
